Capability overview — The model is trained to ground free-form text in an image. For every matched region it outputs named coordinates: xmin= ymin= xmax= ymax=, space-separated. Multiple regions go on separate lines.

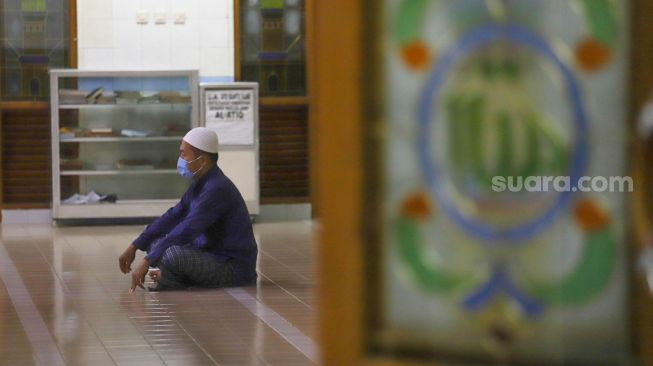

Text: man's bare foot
xmin=148 ymin=268 xmax=161 ymax=283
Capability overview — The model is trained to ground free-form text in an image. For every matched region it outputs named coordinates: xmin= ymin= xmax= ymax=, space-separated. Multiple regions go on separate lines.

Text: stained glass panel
xmin=239 ymin=0 xmax=306 ymax=97
xmin=368 ymin=0 xmax=633 ymax=364
xmin=0 ymin=0 xmax=69 ymax=101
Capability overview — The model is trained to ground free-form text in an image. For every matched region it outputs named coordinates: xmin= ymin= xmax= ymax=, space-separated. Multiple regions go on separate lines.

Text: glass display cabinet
xmin=49 ymin=69 xmax=199 ymax=220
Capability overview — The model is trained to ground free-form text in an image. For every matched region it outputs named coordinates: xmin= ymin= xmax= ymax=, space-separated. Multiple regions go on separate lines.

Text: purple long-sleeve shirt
xmin=133 ymin=166 xmax=258 ymax=285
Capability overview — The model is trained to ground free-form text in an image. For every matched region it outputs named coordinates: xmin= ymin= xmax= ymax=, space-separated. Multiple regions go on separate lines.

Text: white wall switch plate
xmin=173 ymin=13 xmax=186 ymax=25
xmin=154 ymin=12 xmax=167 ymax=25
xmin=136 ymin=11 xmax=149 ymax=25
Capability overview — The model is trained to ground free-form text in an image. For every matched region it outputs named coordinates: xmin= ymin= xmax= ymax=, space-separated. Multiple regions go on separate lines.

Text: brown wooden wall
xmin=1 ymin=108 xmax=51 ymax=207
xmin=259 ymin=104 xmax=310 ymax=203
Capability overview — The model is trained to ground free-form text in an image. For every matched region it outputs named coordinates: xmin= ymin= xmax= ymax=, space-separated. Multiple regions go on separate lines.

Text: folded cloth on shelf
xmin=62 ymin=191 xmax=117 ymax=205
xmin=100 ymin=194 xmax=118 ymax=203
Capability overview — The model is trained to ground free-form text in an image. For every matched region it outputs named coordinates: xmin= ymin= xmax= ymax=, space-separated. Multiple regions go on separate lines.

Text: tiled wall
xmin=77 ymin=0 xmax=235 ymax=79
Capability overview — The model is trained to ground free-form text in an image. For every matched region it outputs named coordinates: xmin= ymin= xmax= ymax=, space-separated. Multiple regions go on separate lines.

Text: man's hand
xmin=130 ymin=259 xmax=150 ymax=293
xmin=118 ymin=244 xmax=137 ymax=274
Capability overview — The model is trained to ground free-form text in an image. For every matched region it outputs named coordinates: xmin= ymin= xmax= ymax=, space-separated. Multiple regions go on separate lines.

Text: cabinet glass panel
xmin=366 ymin=1 xmax=633 ymax=364
xmin=52 ymin=71 xmax=198 ymax=213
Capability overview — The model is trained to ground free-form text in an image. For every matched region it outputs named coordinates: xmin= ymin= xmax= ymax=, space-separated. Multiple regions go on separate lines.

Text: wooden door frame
xmin=315 ymin=0 xmax=653 ymax=365
xmin=314 ymin=0 xmax=365 ymax=364
xmin=630 ymin=0 xmax=653 ymax=364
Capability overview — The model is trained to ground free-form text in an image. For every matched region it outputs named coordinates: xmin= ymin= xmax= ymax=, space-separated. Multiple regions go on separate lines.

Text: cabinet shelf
xmin=60 ymin=169 xmax=178 ymax=176
xmin=62 ymin=199 xmax=177 ymax=206
xmin=59 ymin=103 xmax=191 ymax=109
xmin=57 ymin=199 xmax=181 ymax=219
xmin=60 ymin=136 xmax=183 ymax=142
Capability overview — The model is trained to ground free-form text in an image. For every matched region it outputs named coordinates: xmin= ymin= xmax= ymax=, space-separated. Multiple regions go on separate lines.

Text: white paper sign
xmin=205 ymin=89 xmax=255 ymax=145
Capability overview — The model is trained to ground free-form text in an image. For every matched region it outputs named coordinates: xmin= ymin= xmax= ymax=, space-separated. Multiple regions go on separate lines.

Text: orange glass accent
xmin=573 ymin=198 xmax=610 ymax=232
xmin=400 ymin=41 xmax=431 ymax=71
xmin=576 ymin=37 xmax=613 ymax=72
xmin=400 ymin=191 xmax=433 ymax=220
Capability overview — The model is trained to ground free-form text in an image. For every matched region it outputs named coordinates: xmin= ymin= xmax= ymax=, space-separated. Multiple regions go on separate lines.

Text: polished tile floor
xmin=0 ymin=221 xmax=317 ymax=366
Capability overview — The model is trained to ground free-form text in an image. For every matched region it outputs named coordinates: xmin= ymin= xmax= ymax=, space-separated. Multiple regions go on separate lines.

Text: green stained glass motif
xmin=1 ymin=0 xmax=70 ymax=101
xmin=239 ymin=0 xmax=306 ymax=97
xmin=367 ymin=0 xmax=634 ymax=364
xmin=22 ymin=0 xmax=45 ymax=12
xmin=261 ymin=0 xmax=284 ymax=10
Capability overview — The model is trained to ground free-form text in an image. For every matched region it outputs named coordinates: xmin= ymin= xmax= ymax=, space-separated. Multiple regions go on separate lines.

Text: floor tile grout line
xmin=265 ymin=241 xmax=314 ymax=261
xmin=48 ymin=229 xmax=185 ymax=365
xmin=31 ymin=234 xmax=72 ymax=295
xmin=134 ymin=312 xmax=212 ymax=366
xmin=256 ymin=271 xmax=313 ymax=310
xmin=34 ymin=229 xmax=126 ymax=366
xmin=258 ymin=248 xmax=312 ymax=282
xmin=227 ymin=287 xmax=319 ymax=364
xmin=259 ymin=221 xmax=316 ymax=259
xmin=143 ymin=291 xmax=222 ymax=366
xmin=0 ymin=239 xmax=67 ymax=366
xmin=85 ymin=250 xmax=171 ymax=366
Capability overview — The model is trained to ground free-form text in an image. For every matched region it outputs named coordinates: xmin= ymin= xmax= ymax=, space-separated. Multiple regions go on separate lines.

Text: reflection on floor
xmin=0 ymin=221 xmax=317 ymax=366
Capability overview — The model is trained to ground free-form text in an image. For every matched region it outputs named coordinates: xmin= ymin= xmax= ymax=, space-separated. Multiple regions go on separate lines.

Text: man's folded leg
xmin=152 ymin=245 xmax=236 ymax=291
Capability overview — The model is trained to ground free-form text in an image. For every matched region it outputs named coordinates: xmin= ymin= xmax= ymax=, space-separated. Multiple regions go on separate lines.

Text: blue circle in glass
xmin=418 ymin=24 xmax=589 ymax=243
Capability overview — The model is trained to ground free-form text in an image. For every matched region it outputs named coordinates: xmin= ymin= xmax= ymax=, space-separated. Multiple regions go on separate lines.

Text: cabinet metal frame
xmin=49 ymin=69 xmax=200 ymax=220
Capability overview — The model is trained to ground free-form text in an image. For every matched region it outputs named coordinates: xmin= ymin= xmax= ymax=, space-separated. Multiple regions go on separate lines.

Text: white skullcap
xmin=183 ymin=127 xmax=220 ymax=154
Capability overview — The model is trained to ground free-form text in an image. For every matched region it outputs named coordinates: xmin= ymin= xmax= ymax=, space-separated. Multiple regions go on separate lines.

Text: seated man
xmin=118 ymin=127 xmax=258 ymax=291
